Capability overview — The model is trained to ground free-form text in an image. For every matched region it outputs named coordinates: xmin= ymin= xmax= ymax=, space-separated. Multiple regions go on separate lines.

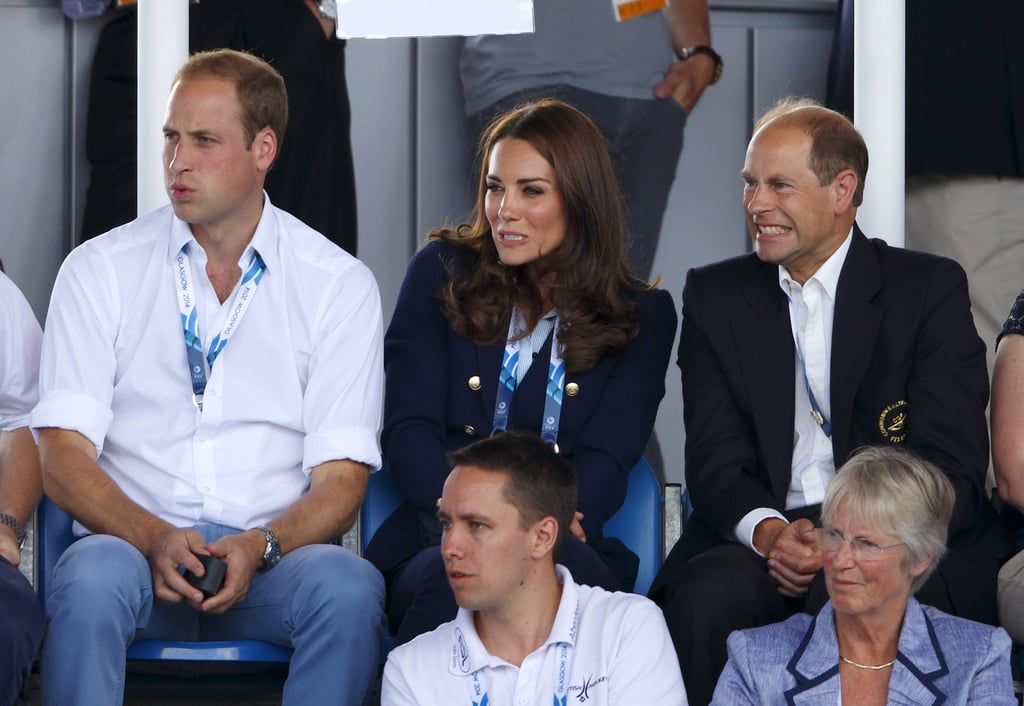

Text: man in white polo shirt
xmin=382 ymin=430 xmax=687 ymax=706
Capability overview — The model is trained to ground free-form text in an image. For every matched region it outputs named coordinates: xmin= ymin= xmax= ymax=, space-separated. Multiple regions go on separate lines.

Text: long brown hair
xmin=432 ymin=98 xmax=643 ymax=372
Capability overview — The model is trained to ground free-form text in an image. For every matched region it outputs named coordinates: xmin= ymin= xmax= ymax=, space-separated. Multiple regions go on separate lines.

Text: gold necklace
xmin=839 ymin=654 xmax=897 ymax=671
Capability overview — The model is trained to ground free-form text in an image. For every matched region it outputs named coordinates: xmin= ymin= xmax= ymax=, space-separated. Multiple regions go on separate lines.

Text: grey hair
xmin=821 ymin=446 xmax=954 ymax=593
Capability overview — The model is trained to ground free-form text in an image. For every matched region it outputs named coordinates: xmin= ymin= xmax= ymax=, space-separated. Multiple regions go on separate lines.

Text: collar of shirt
xmin=166 ymin=191 xmax=279 ymax=274
xmin=447 ymin=564 xmax=578 ymax=676
xmin=776 ymin=227 xmax=854 ymax=301
xmin=515 ymin=309 xmax=558 ymax=385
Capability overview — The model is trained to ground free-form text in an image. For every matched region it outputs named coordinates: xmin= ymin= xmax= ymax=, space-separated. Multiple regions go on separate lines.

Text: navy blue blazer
xmin=712 ymin=598 xmax=1015 ymax=705
xmin=674 ymin=229 xmax=995 ymax=544
xmin=366 ymin=240 xmax=677 ymax=574
xmin=648 ymin=229 xmax=1010 ymax=618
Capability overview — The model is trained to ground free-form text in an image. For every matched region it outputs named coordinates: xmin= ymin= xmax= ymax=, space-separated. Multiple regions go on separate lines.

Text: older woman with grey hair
xmin=711 ymin=446 xmax=1014 ymax=705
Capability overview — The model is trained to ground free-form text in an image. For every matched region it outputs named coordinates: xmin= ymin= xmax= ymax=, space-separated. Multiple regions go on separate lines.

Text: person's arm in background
xmin=0 ymin=428 xmax=41 ymax=567
xmin=303 ymin=0 xmax=335 ymax=38
xmin=993 ymin=332 xmax=1024 ymax=511
xmin=0 ymin=273 xmax=43 ymax=567
xmin=656 ymin=0 xmax=717 ymax=113
xmin=571 ymin=290 xmax=677 ymax=541
xmin=383 ymin=243 xmax=463 ymax=514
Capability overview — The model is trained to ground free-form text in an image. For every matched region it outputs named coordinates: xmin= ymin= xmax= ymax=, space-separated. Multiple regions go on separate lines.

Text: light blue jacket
xmin=712 ymin=598 xmax=1014 ymax=705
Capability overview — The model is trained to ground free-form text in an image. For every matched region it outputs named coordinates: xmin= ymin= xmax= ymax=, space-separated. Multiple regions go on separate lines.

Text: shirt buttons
xmin=196 ymin=433 xmax=210 ymax=444
xmin=464 ymin=425 xmax=476 ymax=436
xmin=565 ymin=382 xmax=579 ymax=396
xmin=468 ymin=375 xmax=481 ymax=391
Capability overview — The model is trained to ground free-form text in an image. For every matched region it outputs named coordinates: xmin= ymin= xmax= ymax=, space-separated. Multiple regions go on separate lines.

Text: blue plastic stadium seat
xmin=603 ymin=457 xmax=663 ymax=595
xmin=36 ymin=498 xmax=294 ymax=665
xmin=362 ymin=467 xmax=404 ymax=544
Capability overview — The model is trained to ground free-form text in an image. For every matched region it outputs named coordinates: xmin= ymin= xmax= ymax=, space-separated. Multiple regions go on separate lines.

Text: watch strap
xmin=676 ymin=44 xmax=724 ymax=85
xmin=254 ymin=525 xmax=281 ymax=571
xmin=0 ymin=512 xmax=26 ymax=550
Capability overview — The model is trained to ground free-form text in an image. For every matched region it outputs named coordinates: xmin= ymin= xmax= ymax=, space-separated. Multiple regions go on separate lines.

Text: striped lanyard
xmin=174 ymin=244 xmax=265 ymax=410
xmin=491 ymin=307 xmax=565 ymax=449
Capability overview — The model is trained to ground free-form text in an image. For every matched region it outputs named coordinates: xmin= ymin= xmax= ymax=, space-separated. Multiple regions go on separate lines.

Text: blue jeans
xmin=475 ymin=85 xmax=686 ymax=281
xmin=0 ymin=559 xmax=43 ymax=706
xmin=41 ymin=525 xmax=385 ymax=706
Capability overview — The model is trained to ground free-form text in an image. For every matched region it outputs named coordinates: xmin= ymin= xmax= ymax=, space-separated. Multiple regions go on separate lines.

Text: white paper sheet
xmin=336 ymin=0 xmax=535 ymax=39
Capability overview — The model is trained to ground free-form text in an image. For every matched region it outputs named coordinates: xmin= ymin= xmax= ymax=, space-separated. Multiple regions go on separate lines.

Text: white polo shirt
xmin=32 ymin=198 xmax=383 ymax=533
xmin=382 ymin=565 xmax=688 ymax=706
xmin=0 ymin=271 xmax=41 ymax=431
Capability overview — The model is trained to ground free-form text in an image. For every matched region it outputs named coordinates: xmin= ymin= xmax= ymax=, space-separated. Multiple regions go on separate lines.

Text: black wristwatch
xmin=255 ymin=525 xmax=282 ymax=571
xmin=0 ymin=513 xmax=26 ymax=550
xmin=675 ymin=44 xmax=724 ymax=85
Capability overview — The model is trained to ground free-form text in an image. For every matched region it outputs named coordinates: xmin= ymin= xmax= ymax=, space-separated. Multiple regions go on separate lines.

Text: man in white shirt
xmin=33 ymin=49 xmax=385 ymax=706
xmin=382 ymin=430 xmax=687 ymax=706
xmin=0 ymin=269 xmax=44 ymax=706
xmin=646 ymin=97 xmax=1010 ymax=705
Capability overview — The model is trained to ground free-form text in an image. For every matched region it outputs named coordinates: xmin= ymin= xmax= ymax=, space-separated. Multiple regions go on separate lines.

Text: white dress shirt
xmin=32 ymin=198 xmax=384 ymax=533
xmin=0 ymin=271 xmax=42 ymax=431
xmin=736 ymin=231 xmax=853 ymax=553
xmin=383 ymin=565 xmax=688 ymax=706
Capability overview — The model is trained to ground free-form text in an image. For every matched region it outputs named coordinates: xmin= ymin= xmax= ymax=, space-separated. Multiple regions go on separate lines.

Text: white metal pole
xmin=853 ymin=0 xmax=905 ymax=246
xmin=137 ymin=0 xmax=189 ymax=216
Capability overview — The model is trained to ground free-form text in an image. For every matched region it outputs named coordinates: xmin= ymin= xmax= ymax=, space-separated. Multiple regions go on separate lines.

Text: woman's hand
xmin=569 ymin=511 xmax=587 ymax=543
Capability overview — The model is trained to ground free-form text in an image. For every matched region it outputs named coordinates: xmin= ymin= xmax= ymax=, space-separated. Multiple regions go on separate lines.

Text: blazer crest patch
xmin=878 ymin=400 xmax=908 ymax=443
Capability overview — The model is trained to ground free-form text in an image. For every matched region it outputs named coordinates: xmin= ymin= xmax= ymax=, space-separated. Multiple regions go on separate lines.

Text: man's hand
xmin=756 ymin=517 xmax=821 ymax=598
xmin=0 ymin=526 xmax=20 ymax=567
xmin=148 ymin=526 xmax=210 ymax=607
xmin=198 ymin=529 xmax=267 ymax=614
xmin=654 ymin=53 xmax=716 ymax=114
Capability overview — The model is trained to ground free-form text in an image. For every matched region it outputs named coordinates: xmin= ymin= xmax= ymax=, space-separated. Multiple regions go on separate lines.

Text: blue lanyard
xmin=174 ymin=244 xmax=266 ymax=410
xmin=785 ymin=290 xmax=831 ymax=438
xmin=491 ymin=308 xmax=565 ymax=449
xmin=796 ymin=344 xmax=831 ymax=437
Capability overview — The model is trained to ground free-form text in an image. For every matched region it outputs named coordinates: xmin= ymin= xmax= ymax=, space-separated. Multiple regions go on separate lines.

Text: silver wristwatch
xmin=255 ymin=525 xmax=282 ymax=571
xmin=315 ymin=0 xmax=337 ymax=21
xmin=0 ymin=512 xmax=26 ymax=550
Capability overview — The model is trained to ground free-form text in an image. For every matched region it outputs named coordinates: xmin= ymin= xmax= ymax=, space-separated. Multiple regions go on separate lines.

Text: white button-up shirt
xmin=32 ymin=199 xmax=383 ymax=533
xmin=0 ymin=271 xmax=42 ymax=431
xmin=736 ymin=231 xmax=852 ymax=553
xmin=383 ymin=565 xmax=688 ymax=706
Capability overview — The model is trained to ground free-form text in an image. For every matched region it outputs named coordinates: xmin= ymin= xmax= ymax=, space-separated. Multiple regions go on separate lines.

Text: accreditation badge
xmin=612 ymin=0 xmax=667 ymax=22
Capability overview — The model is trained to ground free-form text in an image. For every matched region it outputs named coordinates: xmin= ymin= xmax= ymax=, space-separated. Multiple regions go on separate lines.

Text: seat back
xmin=362 ymin=458 xmax=663 ymax=595
xmin=37 ymin=498 xmax=293 ymax=663
xmin=362 ymin=467 xmax=404 ymax=543
xmin=603 ymin=458 xmax=663 ymax=595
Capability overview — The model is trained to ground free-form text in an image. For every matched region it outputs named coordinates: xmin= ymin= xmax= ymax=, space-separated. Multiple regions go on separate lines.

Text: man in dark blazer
xmin=648 ymin=97 xmax=1011 ymax=706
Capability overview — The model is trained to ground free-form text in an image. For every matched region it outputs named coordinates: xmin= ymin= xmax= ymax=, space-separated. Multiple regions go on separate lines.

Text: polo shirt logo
xmin=569 ymin=674 xmax=608 ymax=701
xmin=452 ymin=628 xmax=471 ymax=673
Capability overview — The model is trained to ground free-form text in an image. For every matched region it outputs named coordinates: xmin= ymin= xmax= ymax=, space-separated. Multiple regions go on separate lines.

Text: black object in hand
xmin=184 ymin=554 xmax=227 ymax=597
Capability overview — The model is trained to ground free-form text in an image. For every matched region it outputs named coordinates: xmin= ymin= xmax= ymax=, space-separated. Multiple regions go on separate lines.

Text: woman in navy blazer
xmin=712 ymin=446 xmax=1014 ymax=705
xmin=365 ymin=98 xmax=677 ymax=644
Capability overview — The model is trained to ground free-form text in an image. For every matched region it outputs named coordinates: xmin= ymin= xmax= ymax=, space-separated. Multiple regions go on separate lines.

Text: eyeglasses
xmin=819 ymin=527 xmax=904 ymax=560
